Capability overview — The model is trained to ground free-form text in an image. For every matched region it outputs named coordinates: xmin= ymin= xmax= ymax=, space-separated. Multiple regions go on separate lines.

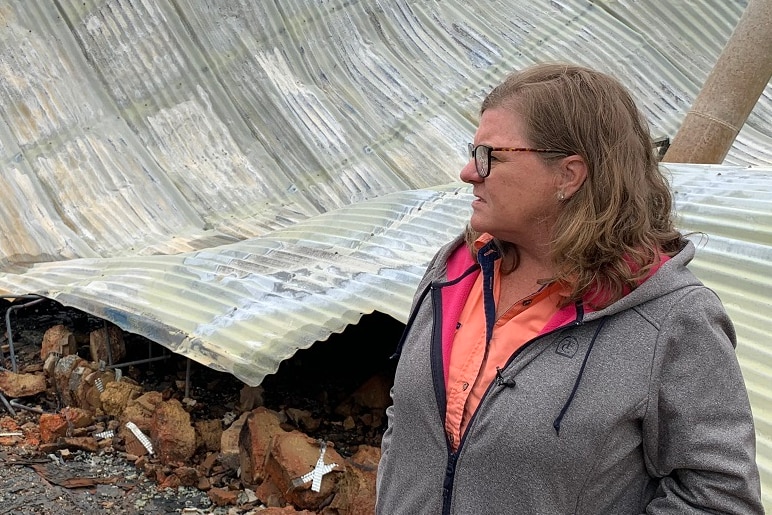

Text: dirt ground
xmin=0 ymin=298 xmax=401 ymax=514
xmin=0 ymin=449 xmax=216 ymax=514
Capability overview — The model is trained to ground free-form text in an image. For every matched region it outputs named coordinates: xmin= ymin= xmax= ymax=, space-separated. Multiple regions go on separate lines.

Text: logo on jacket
xmin=555 ymin=336 xmax=579 ymax=358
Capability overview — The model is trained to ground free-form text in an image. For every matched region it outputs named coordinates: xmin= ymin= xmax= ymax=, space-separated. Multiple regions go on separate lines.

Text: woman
xmin=376 ymin=63 xmax=763 ymax=514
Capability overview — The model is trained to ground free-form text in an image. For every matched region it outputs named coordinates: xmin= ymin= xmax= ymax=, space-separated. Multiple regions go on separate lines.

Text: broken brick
xmin=197 ymin=476 xmax=211 ymax=491
xmin=159 ymin=473 xmax=182 ymax=490
xmin=40 ymin=324 xmax=77 ymax=359
xmin=0 ymin=370 xmax=47 ymax=398
xmin=43 ymin=353 xmax=59 ymax=381
xmin=53 ymin=355 xmax=90 ymax=407
xmin=255 ymin=477 xmax=286 ymax=508
xmin=62 ymin=436 xmax=99 ymax=453
xmin=350 ymin=445 xmax=381 ymax=468
xmin=67 ymin=363 xmax=97 ymax=408
xmin=48 ymin=327 xmax=77 ymax=358
xmin=194 ymin=418 xmax=222 ymax=453
xmin=239 ymin=407 xmax=284 ymax=486
xmin=123 ymin=429 xmax=149 ymax=457
xmin=76 ymin=369 xmax=115 ymax=413
xmin=267 ymin=432 xmax=344 ymax=511
xmin=326 ymin=464 xmax=376 ymax=515
xmin=122 ymin=390 xmax=163 ymax=432
xmin=325 ymin=445 xmax=381 ymax=515
xmin=61 ymin=407 xmax=93 ymax=429
xmin=150 ymin=398 xmax=196 ymax=465
xmin=207 ymin=487 xmax=240 ymax=507
xmin=20 ymin=421 xmax=41 ymax=447
xmin=39 ymin=413 xmax=68 ymax=444
xmin=174 ymin=466 xmax=199 ymax=487
xmin=100 ymin=380 xmax=143 ymax=417
xmin=89 ymin=324 xmax=126 ymax=364
xmin=0 ymin=416 xmax=20 ymax=431
xmin=199 ymin=451 xmax=219 ymax=475
xmin=220 ymin=411 xmax=250 ymax=471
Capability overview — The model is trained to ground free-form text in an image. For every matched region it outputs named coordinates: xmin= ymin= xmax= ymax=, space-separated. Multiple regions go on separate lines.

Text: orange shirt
xmin=444 ymin=259 xmax=563 ymax=451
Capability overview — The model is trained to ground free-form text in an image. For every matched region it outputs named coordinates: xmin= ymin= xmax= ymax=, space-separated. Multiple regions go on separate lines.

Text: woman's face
xmin=460 ymin=107 xmax=562 ymax=247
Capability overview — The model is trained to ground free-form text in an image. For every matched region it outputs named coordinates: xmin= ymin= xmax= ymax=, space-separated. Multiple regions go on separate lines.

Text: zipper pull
xmin=495 ymin=367 xmax=516 ymax=388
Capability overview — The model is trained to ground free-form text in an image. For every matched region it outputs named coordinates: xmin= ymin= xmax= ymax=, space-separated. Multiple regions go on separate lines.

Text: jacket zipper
xmin=439 ymin=301 xmax=584 ymax=515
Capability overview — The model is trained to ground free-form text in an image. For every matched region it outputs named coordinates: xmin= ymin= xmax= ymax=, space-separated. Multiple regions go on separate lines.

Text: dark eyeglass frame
xmin=468 ymin=143 xmax=569 ymax=178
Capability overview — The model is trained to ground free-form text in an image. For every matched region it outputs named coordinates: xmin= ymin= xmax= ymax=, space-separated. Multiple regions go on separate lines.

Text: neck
xmin=500 ymin=242 xmax=554 ymax=280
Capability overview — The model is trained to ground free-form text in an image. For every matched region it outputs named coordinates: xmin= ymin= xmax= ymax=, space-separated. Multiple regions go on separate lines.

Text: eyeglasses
xmin=468 ymin=143 xmax=569 ymax=178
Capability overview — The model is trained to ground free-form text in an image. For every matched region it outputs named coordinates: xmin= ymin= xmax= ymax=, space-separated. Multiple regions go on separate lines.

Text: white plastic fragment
xmin=291 ymin=440 xmax=337 ymax=492
xmin=125 ymin=421 xmax=154 ymax=455
xmin=94 ymin=429 xmax=114 ymax=439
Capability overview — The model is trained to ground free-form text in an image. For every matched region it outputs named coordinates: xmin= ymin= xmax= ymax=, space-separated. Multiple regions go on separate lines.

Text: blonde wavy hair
xmin=465 ymin=62 xmax=683 ymax=309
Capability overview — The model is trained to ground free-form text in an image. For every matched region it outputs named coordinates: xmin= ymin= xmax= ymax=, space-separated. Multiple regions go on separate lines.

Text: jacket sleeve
xmin=376 ymin=396 xmax=395 ymax=501
xmin=642 ymin=287 xmax=763 ymax=514
xmin=376 ymin=245 xmax=444 ymax=504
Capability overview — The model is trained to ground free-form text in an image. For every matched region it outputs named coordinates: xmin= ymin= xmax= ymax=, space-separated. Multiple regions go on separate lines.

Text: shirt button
xmin=462 ymin=382 xmax=469 ymax=391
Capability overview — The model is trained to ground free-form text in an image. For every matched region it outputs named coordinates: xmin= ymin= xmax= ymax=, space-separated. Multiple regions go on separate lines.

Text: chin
xmin=468 ymin=218 xmax=489 ymax=235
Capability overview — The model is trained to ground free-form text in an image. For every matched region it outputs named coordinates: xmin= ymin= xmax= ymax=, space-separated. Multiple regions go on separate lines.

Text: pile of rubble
xmin=0 ymin=321 xmax=395 ymax=514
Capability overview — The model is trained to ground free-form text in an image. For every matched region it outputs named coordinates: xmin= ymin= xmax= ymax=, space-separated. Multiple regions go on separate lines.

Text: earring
xmin=558 ymin=191 xmax=565 ymax=201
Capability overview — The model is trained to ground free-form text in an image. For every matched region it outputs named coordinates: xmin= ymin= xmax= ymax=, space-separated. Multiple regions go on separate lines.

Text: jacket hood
xmin=582 ymin=239 xmax=699 ymax=322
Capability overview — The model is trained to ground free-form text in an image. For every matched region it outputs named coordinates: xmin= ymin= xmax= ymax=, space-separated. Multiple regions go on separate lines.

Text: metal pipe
xmin=105 ymin=354 xmax=170 ymax=369
xmin=9 ymin=400 xmax=44 ymax=414
xmin=0 ymin=296 xmax=43 ymax=360
xmin=662 ymin=0 xmax=772 ymax=163
xmin=0 ymin=391 xmax=16 ymax=417
xmin=4 ymin=297 xmax=46 ymax=372
xmin=185 ymin=358 xmax=191 ymax=399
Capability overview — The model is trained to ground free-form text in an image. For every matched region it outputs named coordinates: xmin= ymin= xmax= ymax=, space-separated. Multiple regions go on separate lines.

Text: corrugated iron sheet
xmin=0 ymin=183 xmax=471 ymax=382
xmin=1 ymin=0 xmax=771 ymax=267
xmin=0 ymin=0 xmax=770 ymax=507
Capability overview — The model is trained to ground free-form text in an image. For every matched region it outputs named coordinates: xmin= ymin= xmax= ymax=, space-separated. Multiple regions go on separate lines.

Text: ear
xmin=556 ymin=154 xmax=587 ymax=199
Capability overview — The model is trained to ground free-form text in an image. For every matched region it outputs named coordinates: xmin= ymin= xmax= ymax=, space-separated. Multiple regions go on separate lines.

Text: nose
xmin=460 ymin=158 xmax=481 ymax=184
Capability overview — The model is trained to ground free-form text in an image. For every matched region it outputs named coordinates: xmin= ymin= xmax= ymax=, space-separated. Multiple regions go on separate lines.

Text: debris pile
xmin=0 ymin=311 xmax=399 ymax=515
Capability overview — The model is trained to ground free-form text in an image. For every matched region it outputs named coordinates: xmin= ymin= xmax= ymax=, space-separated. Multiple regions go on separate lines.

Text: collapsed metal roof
xmin=1 ymin=0 xmax=771 ymax=504
xmin=1 ymin=183 xmax=472 ymax=383
xmin=1 ymin=0 xmax=770 ymax=269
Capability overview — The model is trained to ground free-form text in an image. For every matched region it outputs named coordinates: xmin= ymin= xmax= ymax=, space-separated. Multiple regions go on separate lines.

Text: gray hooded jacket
xmin=376 ymin=237 xmax=763 ymax=514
